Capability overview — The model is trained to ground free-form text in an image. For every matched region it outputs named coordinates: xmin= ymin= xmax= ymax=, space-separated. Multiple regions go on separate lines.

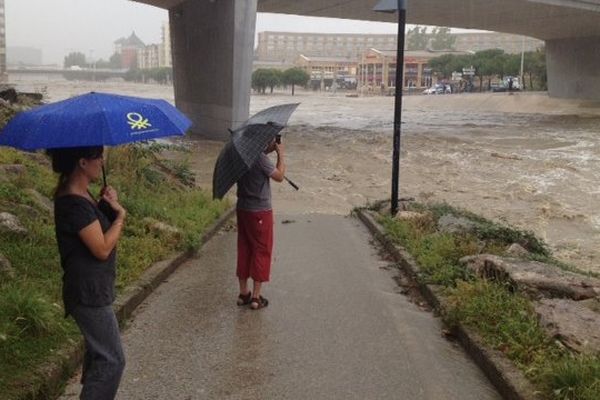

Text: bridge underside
xmin=140 ymin=0 xmax=600 ymax=39
xmin=134 ymin=0 xmax=600 ymax=138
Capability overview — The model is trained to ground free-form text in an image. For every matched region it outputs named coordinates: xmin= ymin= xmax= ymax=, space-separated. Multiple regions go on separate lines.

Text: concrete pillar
xmin=546 ymin=36 xmax=600 ymax=100
xmin=169 ymin=0 xmax=257 ymax=140
xmin=383 ymin=56 xmax=389 ymax=89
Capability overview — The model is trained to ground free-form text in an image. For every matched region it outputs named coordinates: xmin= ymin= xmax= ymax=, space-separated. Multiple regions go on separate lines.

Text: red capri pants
xmin=236 ymin=209 xmax=273 ymax=282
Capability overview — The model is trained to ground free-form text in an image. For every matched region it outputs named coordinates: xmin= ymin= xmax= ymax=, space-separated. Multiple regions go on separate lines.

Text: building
xmin=454 ymin=32 xmax=543 ymax=54
xmin=252 ymin=60 xmax=293 ymax=71
xmin=357 ymin=48 xmax=468 ymax=91
xmin=256 ymin=31 xmax=543 ymax=65
xmin=295 ymin=54 xmax=357 ymax=89
xmin=159 ymin=21 xmax=172 ymax=68
xmin=257 ymin=31 xmax=397 ymax=63
xmin=7 ymin=46 xmax=42 ymax=67
xmin=137 ymin=44 xmax=160 ymax=70
xmin=114 ymin=32 xmax=145 ymax=69
xmin=0 ymin=0 xmax=6 ymax=81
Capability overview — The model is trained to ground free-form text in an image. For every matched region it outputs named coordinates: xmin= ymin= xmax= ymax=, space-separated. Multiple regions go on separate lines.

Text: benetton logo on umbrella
xmin=127 ymin=112 xmax=152 ymax=130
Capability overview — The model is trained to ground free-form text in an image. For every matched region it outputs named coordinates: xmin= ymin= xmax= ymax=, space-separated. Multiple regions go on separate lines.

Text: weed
xmin=0 ymin=284 xmax=63 ymax=338
xmin=542 ymin=355 xmax=600 ymax=400
xmin=446 ymin=280 xmax=559 ymax=369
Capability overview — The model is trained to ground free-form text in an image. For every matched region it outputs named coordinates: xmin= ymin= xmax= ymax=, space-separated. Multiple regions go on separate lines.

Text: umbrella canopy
xmin=0 ymin=92 xmax=192 ymax=151
xmin=212 ymin=103 xmax=299 ymax=200
xmin=237 ymin=103 xmax=300 ymax=130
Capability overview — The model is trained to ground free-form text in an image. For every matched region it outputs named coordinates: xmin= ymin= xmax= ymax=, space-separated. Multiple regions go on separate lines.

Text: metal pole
xmin=391 ymin=2 xmax=406 ymax=216
xmin=520 ymin=36 xmax=525 ymax=90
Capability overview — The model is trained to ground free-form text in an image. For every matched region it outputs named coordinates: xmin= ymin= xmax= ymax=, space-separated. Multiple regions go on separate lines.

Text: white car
xmin=422 ymin=84 xmax=444 ymax=95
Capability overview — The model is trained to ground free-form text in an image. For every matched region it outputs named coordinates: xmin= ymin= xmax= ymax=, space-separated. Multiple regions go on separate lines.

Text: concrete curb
xmin=25 ymin=207 xmax=236 ymax=400
xmin=355 ymin=208 xmax=541 ymax=400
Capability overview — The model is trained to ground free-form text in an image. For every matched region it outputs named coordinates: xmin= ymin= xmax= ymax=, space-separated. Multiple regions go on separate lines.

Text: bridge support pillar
xmin=169 ymin=0 xmax=257 ymax=140
xmin=546 ymin=36 xmax=600 ymax=100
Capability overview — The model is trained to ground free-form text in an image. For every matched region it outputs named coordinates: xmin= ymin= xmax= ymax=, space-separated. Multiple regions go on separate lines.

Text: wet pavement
xmin=61 ymin=214 xmax=501 ymax=400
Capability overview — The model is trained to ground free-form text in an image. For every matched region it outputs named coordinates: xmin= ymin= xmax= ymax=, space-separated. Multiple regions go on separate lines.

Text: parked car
xmin=491 ymin=83 xmax=507 ymax=92
xmin=422 ymin=84 xmax=445 ymax=95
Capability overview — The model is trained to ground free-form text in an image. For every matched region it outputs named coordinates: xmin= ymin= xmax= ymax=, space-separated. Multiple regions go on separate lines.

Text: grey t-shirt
xmin=236 ymin=153 xmax=276 ymax=211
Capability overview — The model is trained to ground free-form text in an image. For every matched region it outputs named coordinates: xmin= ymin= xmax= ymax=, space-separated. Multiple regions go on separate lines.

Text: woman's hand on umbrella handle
xmin=100 ymin=186 xmax=119 ymax=203
xmin=101 ymin=190 xmax=126 ymax=219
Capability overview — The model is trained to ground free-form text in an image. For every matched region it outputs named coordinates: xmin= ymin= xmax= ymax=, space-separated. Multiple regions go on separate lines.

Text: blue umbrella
xmin=0 ymin=92 xmax=192 ymax=151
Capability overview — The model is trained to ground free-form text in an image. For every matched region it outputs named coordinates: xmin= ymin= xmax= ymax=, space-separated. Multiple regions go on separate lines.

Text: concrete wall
xmin=169 ymin=0 xmax=257 ymax=140
xmin=546 ymin=36 xmax=600 ymax=100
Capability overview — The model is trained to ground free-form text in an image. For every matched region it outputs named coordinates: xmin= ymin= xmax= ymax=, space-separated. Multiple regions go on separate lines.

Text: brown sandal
xmin=237 ymin=291 xmax=252 ymax=306
xmin=250 ymin=296 xmax=269 ymax=310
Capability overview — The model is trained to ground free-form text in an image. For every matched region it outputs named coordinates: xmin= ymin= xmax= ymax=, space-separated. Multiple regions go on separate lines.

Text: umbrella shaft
xmin=284 ymin=176 xmax=299 ymax=191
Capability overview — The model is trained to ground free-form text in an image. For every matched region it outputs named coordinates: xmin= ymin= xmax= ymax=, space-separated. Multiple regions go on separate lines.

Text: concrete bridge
xmin=134 ymin=0 xmax=600 ymax=139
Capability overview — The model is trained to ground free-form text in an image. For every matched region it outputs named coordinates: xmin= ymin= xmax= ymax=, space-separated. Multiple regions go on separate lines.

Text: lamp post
xmin=374 ymin=0 xmax=407 ymax=216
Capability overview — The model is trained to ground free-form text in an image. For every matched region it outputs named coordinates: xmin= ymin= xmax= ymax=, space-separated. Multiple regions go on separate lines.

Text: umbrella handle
xmin=284 ymin=176 xmax=299 ymax=191
xmin=102 ymin=165 xmax=107 ymax=188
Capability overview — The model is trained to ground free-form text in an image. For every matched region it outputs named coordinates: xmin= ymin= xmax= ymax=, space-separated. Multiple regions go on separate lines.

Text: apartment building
xmin=0 ymin=0 xmax=6 ymax=81
xmin=256 ymin=31 xmax=543 ymax=64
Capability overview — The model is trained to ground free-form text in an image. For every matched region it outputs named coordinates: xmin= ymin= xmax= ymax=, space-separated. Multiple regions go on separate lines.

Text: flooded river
xmin=11 ymin=76 xmax=600 ymax=274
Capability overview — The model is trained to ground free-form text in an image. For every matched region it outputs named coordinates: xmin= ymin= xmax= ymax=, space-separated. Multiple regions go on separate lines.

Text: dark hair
xmin=47 ymin=146 xmax=103 ymax=198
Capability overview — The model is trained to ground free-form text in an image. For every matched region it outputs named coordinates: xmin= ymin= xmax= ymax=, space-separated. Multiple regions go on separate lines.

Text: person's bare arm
xmin=270 ymin=143 xmax=286 ymax=182
xmin=78 ymin=217 xmax=125 ymax=261
xmin=79 ymin=187 xmax=126 ymax=261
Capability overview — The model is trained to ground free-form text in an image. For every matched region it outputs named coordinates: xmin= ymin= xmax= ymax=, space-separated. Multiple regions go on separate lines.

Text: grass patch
xmin=542 ymin=355 xmax=600 ymax=400
xmin=375 ymin=201 xmax=600 ymax=399
xmin=0 ymin=142 xmax=229 ymax=399
xmin=446 ymin=280 xmax=560 ymax=371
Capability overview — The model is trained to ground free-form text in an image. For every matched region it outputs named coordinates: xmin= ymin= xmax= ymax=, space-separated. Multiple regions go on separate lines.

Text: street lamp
xmin=374 ymin=0 xmax=407 ymax=216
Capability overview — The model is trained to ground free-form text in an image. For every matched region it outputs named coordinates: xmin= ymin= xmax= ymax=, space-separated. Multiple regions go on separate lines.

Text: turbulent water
xmin=11 ymin=76 xmax=600 ymax=273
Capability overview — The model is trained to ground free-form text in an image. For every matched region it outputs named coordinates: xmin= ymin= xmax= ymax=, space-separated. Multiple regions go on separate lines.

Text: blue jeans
xmin=71 ymin=304 xmax=125 ymax=400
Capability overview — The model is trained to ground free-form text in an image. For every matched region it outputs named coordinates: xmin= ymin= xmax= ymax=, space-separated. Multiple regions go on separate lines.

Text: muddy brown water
xmin=12 ymin=77 xmax=600 ymax=274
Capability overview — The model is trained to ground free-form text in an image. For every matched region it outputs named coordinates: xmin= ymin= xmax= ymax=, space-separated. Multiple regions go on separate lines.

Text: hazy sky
xmin=6 ymin=0 xmax=416 ymax=65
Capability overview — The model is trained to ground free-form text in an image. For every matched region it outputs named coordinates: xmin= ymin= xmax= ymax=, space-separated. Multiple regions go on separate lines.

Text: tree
xmin=94 ymin=59 xmax=110 ymax=69
xmin=524 ymin=47 xmax=547 ymax=90
xmin=252 ymin=69 xmax=272 ymax=94
xmin=430 ymin=27 xmax=456 ymax=50
xmin=429 ymin=54 xmax=457 ymax=79
xmin=64 ymin=52 xmax=86 ymax=68
xmin=407 ymin=26 xmax=429 ymax=51
xmin=109 ymin=52 xmax=122 ymax=69
xmin=471 ymin=49 xmax=505 ymax=91
xmin=503 ymin=54 xmax=521 ymax=78
xmin=282 ymin=68 xmax=310 ymax=96
xmin=268 ymin=70 xmax=283 ymax=94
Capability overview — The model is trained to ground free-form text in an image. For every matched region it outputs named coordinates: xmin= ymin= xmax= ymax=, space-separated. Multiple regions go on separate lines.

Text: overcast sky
xmin=5 ymin=0 xmax=448 ymax=65
xmin=5 ymin=0 xmax=408 ymax=63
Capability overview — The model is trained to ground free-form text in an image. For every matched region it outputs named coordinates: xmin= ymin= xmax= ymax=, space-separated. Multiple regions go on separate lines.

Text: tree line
xmin=251 ymin=68 xmax=310 ymax=96
xmin=64 ymin=51 xmax=122 ymax=70
xmin=427 ymin=48 xmax=547 ymax=91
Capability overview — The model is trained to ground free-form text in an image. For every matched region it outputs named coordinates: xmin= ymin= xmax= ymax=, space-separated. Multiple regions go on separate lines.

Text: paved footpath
xmin=61 ymin=214 xmax=501 ymax=400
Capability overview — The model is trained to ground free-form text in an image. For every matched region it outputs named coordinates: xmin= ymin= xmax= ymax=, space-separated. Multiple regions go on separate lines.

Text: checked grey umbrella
xmin=212 ymin=103 xmax=299 ymax=200
xmin=241 ymin=103 xmax=299 ymax=128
